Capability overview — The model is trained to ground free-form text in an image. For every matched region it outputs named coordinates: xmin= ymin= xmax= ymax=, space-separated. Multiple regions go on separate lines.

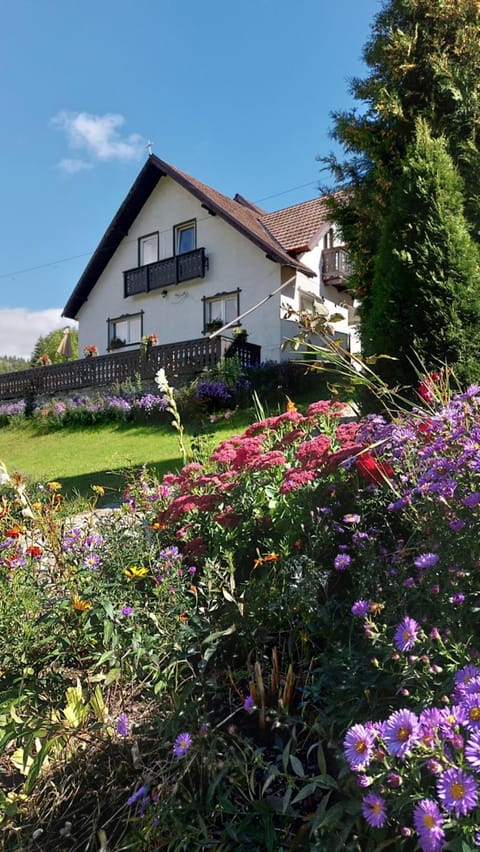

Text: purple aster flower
xmin=116 ymin=712 xmax=130 ymax=737
xmin=334 ymin=553 xmax=351 ymax=571
xmin=414 ymin=552 xmax=439 ymax=570
xmin=357 ymin=774 xmax=373 ymax=788
xmin=449 ymin=518 xmax=466 ymax=532
xmin=121 ymin=605 xmax=133 ymax=617
xmin=455 ymin=664 xmax=480 ymax=688
xmin=127 ymin=785 xmax=148 ymax=807
xmin=450 ymin=593 xmax=465 ymax=605
xmin=462 ymin=693 xmax=480 ymax=731
xmin=386 ymin=772 xmax=402 ymax=788
xmin=394 ymin=616 xmax=421 ymax=652
xmin=437 ymin=767 xmax=478 ymax=817
xmin=343 ymin=513 xmax=360 ymax=524
xmin=351 ymin=600 xmax=371 ymax=617
xmin=344 ymin=723 xmax=376 ymax=770
xmin=438 ymin=705 xmax=466 ymax=738
xmin=173 ymin=731 xmax=192 ymax=758
xmin=463 ymin=492 xmax=480 ymax=509
xmin=361 ymin=792 xmax=387 ymax=828
xmin=84 ymin=553 xmax=100 ymax=569
xmin=383 ymin=708 xmax=420 ymax=759
xmin=243 ymin=695 xmax=255 ymax=713
xmin=465 ymin=732 xmax=480 ymax=770
xmin=413 ymin=799 xmax=445 ymax=852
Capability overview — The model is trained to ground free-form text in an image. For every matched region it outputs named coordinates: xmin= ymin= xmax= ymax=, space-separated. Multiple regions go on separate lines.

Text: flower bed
xmin=0 ymin=377 xmax=479 ymax=848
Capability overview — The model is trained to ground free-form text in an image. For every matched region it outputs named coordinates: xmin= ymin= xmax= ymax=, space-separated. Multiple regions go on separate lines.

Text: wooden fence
xmin=0 ymin=337 xmax=261 ymax=400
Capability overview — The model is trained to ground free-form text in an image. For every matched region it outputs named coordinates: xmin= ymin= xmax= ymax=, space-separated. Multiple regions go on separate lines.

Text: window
xmin=108 ymin=312 xmax=143 ymax=348
xmin=175 ymin=221 xmax=196 ymax=255
xmin=323 ymin=228 xmax=334 ymax=249
xmin=139 ymin=233 xmax=159 ymax=266
xmin=203 ymin=290 xmax=240 ymax=331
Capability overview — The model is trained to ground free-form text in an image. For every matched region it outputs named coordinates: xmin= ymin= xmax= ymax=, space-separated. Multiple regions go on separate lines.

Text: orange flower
xmin=47 ymin=481 xmax=62 ymax=491
xmin=286 ymin=398 xmax=297 ymax=412
xmin=4 ymin=526 xmax=23 ymax=539
xmin=179 ymin=612 xmax=188 ymax=623
xmin=72 ymin=597 xmax=92 ymax=612
xmin=264 ymin=552 xmax=280 ymax=562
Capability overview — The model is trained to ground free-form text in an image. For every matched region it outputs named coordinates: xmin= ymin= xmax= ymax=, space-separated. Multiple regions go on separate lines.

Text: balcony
xmin=124 ymin=248 xmax=207 ymax=297
xmin=0 ymin=337 xmax=261 ymax=401
xmin=321 ymin=246 xmax=352 ymax=290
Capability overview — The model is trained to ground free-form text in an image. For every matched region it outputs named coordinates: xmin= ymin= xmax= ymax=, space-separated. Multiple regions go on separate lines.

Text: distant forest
xmin=0 ymin=355 xmax=29 ymax=373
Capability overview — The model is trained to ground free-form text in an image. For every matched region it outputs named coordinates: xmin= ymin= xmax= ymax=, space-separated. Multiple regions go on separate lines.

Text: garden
xmin=0 ymin=350 xmax=479 ymax=852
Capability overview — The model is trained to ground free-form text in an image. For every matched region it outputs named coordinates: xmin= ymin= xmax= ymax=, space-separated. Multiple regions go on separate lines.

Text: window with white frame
xmin=203 ymin=290 xmax=240 ymax=330
xmin=174 ymin=220 xmax=196 ymax=255
xmin=139 ymin=233 xmax=159 ymax=266
xmin=108 ymin=313 xmax=143 ymax=348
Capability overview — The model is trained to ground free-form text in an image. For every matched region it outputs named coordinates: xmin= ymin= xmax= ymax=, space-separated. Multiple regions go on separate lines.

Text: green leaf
xmin=281 ymin=784 xmax=293 ymax=815
xmin=202 ymin=624 xmax=236 ymax=645
xmin=291 ymin=780 xmax=318 ymax=805
xmin=289 ymin=755 xmax=305 ymax=778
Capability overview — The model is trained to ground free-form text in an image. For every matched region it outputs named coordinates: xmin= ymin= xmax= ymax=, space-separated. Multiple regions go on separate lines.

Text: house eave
xmin=62 ymin=155 xmax=315 ymax=319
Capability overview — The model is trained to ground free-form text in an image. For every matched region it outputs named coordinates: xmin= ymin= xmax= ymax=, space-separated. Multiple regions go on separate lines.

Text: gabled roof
xmin=261 ymin=197 xmax=331 ymax=253
xmin=63 ymin=155 xmax=327 ymax=319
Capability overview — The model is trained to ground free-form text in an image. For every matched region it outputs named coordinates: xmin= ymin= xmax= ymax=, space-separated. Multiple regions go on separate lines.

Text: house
xmin=62 ymin=154 xmax=358 ymax=364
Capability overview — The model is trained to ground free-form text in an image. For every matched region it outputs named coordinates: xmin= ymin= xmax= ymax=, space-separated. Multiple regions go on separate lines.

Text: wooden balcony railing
xmin=322 ymin=246 xmax=352 ymax=289
xmin=0 ymin=337 xmax=261 ymax=401
xmin=124 ymin=248 xmax=207 ymax=297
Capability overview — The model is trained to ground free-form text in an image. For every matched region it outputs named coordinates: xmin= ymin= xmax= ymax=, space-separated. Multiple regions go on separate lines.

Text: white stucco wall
xmin=280 ymin=226 xmax=360 ymax=357
xmin=77 ymin=177 xmax=288 ymax=363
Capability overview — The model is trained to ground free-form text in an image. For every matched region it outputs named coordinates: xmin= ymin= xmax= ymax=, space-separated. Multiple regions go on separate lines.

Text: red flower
xmin=26 ymin=545 xmax=42 ymax=558
xmin=355 ymin=453 xmax=394 ymax=485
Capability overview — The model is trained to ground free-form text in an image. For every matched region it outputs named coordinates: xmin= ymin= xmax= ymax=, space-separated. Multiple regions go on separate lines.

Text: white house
xmin=63 ymin=154 xmax=358 ymax=363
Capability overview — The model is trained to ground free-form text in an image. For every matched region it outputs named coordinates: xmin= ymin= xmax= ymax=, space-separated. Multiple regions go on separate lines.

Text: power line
xmin=254 ymin=179 xmax=319 ymax=203
xmin=0 ymin=177 xmax=322 ymax=281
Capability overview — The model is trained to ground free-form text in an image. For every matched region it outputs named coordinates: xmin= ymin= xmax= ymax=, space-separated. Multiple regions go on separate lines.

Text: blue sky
xmin=0 ymin=0 xmax=380 ymax=358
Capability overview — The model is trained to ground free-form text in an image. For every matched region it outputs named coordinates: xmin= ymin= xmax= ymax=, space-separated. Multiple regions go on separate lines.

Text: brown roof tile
xmin=63 ymin=156 xmax=326 ymax=319
xmin=261 ymin=197 xmax=331 ymax=253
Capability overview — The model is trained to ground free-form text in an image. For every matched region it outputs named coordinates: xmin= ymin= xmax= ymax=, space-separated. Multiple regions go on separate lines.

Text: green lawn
xmin=0 ymin=413 xmax=254 ymax=505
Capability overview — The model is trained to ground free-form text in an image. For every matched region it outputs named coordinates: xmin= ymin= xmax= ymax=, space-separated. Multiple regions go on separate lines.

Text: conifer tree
xmin=364 ymin=119 xmax=480 ymax=388
xmin=325 ymin=0 xmax=480 ymax=381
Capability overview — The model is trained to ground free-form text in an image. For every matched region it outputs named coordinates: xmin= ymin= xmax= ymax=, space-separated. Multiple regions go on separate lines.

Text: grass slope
xmin=0 ymin=413 xmax=254 ymax=505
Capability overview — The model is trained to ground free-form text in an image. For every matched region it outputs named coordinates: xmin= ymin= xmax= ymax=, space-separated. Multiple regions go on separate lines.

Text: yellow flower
xmin=91 ymin=485 xmax=105 ymax=496
xmin=47 ymin=481 xmax=62 ymax=491
xmin=72 ymin=597 xmax=92 ymax=612
xmin=124 ymin=565 xmax=149 ymax=580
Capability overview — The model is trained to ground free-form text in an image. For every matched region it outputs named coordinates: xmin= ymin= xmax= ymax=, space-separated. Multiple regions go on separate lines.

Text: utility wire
xmin=0 ymin=178 xmax=322 ymax=281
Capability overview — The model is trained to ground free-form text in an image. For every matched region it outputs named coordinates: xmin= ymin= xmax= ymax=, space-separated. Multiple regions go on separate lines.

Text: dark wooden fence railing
xmin=0 ymin=337 xmax=261 ymax=401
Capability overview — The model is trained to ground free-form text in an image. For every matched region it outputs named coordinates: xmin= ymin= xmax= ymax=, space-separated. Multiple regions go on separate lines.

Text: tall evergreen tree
xmin=325 ymin=0 xmax=480 ymax=378
xmin=365 ymin=119 xmax=480 ymax=388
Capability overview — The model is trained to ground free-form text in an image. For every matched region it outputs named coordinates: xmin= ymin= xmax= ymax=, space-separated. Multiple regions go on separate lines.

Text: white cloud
xmin=58 ymin=157 xmax=93 ymax=174
xmin=0 ymin=308 xmax=77 ymax=360
xmin=52 ymin=111 xmax=144 ymax=167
